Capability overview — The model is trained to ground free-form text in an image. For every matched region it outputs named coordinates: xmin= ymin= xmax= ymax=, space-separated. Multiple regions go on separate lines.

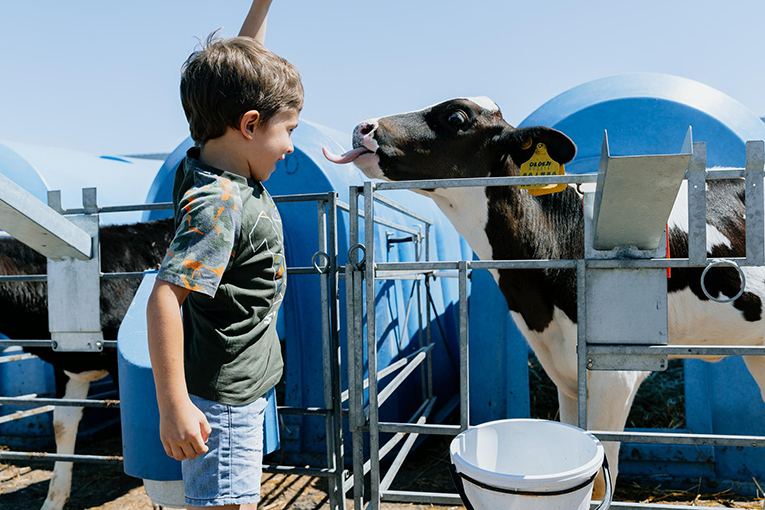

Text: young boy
xmin=146 ymin=2 xmax=302 ymax=508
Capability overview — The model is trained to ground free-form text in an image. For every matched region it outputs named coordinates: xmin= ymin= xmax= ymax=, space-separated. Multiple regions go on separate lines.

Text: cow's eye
xmin=447 ymin=111 xmax=468 ymax=128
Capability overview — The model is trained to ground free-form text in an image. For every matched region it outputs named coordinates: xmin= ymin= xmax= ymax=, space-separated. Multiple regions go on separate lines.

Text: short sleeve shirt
xmin=157 ymin=148 xmax=286 ymax=405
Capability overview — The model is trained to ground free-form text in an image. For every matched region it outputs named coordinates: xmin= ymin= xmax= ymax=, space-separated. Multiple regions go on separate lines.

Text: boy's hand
xmin=159 ymin=398 xmax=212 ymax=461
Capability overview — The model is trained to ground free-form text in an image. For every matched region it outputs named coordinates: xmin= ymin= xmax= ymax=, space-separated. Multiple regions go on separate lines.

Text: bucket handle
xmin=449 ymin=455 xmax=613 ymax=510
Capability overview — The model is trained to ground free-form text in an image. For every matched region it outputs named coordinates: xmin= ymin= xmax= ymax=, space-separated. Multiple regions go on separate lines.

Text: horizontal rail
xmin=0 ymin=397 xmax=119 ymax=408
xmin=591 ymin=430 xmax=765 ymax=447
xmin=59 ymin=193 xmax=335 ymax=216
xmin=588 ymin=345 xmax=765 ymax=357
xmin=341 ymin=346 xmax=432 ymax=403
xmin=0 ymin=340 xmax=118 ymax=348
xmin=0 ymin=451 xmax=122 ymax=464
xmin=0 ymin=405 xmax=54 ymax=424
xmin=262 ymin=465 xmax=337 ymax=477
xmin=336 ymin=200 xmax=423 ymax=236
xmin=371 ymin=168 xmax=747 ymax=193
xmin=372 ymin=192 xmax=433 ymax=225
xmin=381 ymin=490 xmax=461 ymax=505
xmin=0 ymin=265 xmax=329 ymax=283
xmin=277 ymin=406 xmax=331 ymax=416
xmin=0 ymin=352 xmax=37 ymax=363
xmin=374 ymin=174 xmax=599 ymax=191
xmin=375 ymin=423 xmax=461 ymax=436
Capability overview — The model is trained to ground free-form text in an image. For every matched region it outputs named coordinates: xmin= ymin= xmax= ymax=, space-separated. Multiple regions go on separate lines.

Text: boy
xmin=146 ymin=1 xmax=302 ymax=508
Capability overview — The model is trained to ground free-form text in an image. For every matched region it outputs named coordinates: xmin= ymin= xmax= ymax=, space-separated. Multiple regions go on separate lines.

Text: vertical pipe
xmin=328 ymin=193 xmax=345 ymax=510
xmin=425 ymin=276 xmax=434 ymax=400
xmin=347 ymin=264 xmax=364 ymax=509
xmin=746 ymin=141 xmax=765 ymax=267
xmin=363 ymin=182 xmax=381 ymax=510
xmin=317 ymin=199 xmax=337 ymax=510
xmin=348 ymin=186 xmax=364 ymax=509
xmin=688 ymin=142 xmax=708 ymax=266
xmin=424 ymin=224 xmax=433 ymax=401
xmin=458 ymin=260 xmax=470 ymax=431
xmin=577 ymin=259 xmax=588 ymax=429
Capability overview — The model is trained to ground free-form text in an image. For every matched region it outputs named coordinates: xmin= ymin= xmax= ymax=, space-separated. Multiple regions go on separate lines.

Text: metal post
xmin=317 ymin=199 xmax=339 ymax=510
xmin=577 ymin=259 xmax=588 ymax=428
xmin=327 ymin=193 xmax=346 ymax=510
xmin=688 ymin=142 xmax=708 ymax=266
xmin=746 ymin=140 xmax=765 ymax=266
xmin=364 ymin=181 xmax=381 ymax=510
xmin=458 ymin=260 xmax=470 ymax=431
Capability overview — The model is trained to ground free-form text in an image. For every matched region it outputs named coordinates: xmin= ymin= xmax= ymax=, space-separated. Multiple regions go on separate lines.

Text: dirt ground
xmin=2 ymin=433 xmax=765 ymax=509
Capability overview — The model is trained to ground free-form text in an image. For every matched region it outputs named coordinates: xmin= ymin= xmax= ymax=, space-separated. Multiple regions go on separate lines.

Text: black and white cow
xmin=324 ymin=97 xmax=765 ymax=496
xmin=0 ymin=218 xmax=173 ymax=510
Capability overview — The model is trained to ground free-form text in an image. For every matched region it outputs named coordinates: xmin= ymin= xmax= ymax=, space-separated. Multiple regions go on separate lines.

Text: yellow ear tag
xmin=519 ymin=142 xmax=567 ymax=196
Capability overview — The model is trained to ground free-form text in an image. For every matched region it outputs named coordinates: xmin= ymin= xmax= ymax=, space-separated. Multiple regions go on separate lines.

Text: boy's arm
xmin=238 ymin=0 xmax=273 ymax=44
xmin=147 ymin=279 xmax=211 ymax=461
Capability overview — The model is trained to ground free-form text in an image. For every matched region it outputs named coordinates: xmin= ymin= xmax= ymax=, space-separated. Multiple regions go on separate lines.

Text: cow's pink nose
xmin=358 ymin=122 xmax=376 ymax=135
xmin=353 ymin=120 xmax=378 ymax=146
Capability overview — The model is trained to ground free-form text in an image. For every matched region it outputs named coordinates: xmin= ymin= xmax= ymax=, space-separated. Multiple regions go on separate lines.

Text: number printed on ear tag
xmin=520 ymin=142 xmax=567 ymax=196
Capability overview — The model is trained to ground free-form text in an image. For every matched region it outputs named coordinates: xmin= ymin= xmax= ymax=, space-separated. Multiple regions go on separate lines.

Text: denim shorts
xmin=182 ymin=393 xmax=268 ymax=507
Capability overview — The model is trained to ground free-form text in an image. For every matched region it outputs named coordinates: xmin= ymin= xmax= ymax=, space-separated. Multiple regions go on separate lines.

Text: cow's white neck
xmin=424 ymin=186 xmax=500 ymax=282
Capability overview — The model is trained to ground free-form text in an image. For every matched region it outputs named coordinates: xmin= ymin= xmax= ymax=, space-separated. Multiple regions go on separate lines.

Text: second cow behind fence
xmin=0 ymin=217 xmax=173 ymax=510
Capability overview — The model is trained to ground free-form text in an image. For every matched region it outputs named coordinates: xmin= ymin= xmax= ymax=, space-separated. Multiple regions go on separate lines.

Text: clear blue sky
xmin=1 ymin=1 xmax=763 ymax=155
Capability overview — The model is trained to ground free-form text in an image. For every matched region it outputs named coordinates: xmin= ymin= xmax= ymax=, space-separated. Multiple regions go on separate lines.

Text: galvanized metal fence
xmin=346 ymin=139 xmax=765 ymax=510
xmin=0 ymin=188 xmax=351 ymax=510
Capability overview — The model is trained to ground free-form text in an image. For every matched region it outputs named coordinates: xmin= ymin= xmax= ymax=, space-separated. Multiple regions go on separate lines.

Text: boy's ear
xmin=240 ymin=110 xmax=261 ymax=139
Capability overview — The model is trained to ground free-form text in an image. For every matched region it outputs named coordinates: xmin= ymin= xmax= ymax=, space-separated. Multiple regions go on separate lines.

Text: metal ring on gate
xmin=311 ymin=251 xmax=330 ymax=274
xmin=348 ymin=244 xmax=366 ymax=270
xmin=700 ymin=259 xmax=747 ymax=303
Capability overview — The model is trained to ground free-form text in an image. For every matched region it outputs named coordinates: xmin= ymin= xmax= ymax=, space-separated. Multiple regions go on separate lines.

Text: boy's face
xmin=247 ymin=108 xmax=300 ymax=181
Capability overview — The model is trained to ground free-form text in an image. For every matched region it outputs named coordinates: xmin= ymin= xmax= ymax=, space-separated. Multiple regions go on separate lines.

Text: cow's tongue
xmin=322 ymin=146 xmax=371 ymax=164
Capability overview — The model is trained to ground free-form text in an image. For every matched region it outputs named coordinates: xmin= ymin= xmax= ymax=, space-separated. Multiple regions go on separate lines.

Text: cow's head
xmin=324 ymin=97 xmax=576 ymax=186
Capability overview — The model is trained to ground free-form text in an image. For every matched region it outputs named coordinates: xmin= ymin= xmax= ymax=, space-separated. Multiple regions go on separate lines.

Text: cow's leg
xmin=41 ymin=369 xmax=108 ymax=510
xmin=557 ymin=370 xmax=645 ymax=501
xmin=744 ymin=355 xmax=765 ymax=403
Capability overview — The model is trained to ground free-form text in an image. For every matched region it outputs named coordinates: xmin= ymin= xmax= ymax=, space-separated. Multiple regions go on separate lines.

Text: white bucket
xmin=449 ymin=419 xmax=612 ymax=510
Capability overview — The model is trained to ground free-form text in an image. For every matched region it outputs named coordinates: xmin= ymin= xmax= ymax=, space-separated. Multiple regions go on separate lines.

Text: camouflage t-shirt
xmin=157 ymin=148 xmax=286 ymax=405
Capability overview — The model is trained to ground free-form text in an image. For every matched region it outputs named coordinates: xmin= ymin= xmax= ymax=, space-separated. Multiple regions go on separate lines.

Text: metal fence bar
xmin=262 ymin=465 xmax=337 ymax=477
xmin=0 ymin=340 xmax=117 ymax=348
xmin=371 ymin=192 xmax=433 ymax=225
xmin=317 ymin=199 xmax=339 ymax=510
xmin=458 ymin=260 xmax=469 ymax=431
xmin=0 ymin=353 xmax=37 ymax=363
xmin=375 ymin=174 xmax=600 ymax=191
xmin=588 ymin=345 xmax=765 ymax=356
xmin=327 ymin=192 xmax=346 ymax=510
xmin=364 ymin=347 xmax=431 ymax=417
xmin=0 ymin=397 xmax=118 ymax=408
xmin=0 ymin=405 xmax=55 ymax=424
xmin=687 ymin=142 xmax=707 ymax=265
xmin=0 ymin=451 xmax=122 ymax=464
xmin=746 ymin=140 xmax=765 ymax=266
xmin=577 ymin=259 xmax=588 ymax=429
xmin=341 ymin=345 xmax=433 ymax=402
xmin=379 ymin=398 xmax=436 ymax=492
xmin=364 ymin=181 xmax=382 ymax=510
xmin=376 ymin=423 xmax=461 ymax=435
xmin=592 ymin=430 xmax=765 ymax=447
xmin=381 ymin=490 xmax=461 ymax=505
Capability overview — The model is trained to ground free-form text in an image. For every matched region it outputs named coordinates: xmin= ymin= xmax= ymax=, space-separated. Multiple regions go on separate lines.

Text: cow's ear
xmin=495 ymin=126 xmax=577 ymax=167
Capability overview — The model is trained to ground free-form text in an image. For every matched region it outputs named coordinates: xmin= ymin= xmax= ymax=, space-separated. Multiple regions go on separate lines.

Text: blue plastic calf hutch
xmin=120 ymin=117 xmax=514 ymax=475
xmin=518 ymin=73 xmax=765 ymax=491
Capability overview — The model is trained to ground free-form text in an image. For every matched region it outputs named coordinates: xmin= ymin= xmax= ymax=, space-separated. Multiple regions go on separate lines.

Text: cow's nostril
xmin=359 ymin=123 xmax=375 ymax=135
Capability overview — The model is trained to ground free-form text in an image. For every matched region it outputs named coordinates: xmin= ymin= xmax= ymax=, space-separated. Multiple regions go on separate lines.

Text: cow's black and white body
xmin=324 ymin=97 xmax=765 ymax=495
xmin=0 ymin=218 xmax=173 ymax=509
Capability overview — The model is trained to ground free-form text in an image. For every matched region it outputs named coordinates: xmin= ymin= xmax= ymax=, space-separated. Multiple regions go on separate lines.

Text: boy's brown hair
xmin=181 ymin=33 xmax=304 ymax=146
